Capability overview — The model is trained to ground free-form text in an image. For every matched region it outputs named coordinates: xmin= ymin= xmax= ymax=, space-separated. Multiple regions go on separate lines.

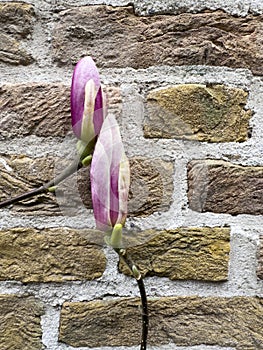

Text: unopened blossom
xmin=90 ymin=114 xmax=130 ymax=232
xmin=71 ymin=56 xmax=107 ymax=144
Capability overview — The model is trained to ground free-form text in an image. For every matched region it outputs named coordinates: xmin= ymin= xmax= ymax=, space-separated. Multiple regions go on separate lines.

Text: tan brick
xmin=0 ymin=84 xmax=121 ymax=139
xmin=0 ymin=3 xmax=34 ymax=65
xmin=119 ymin=227 xmax=230 ymax=281
xmin=59 ymin=296 xmax=263 ymax=348
xmin=0 ymin=33 xmax=33 ymax=65
xmin=53 ymin=6 xmax=263 ymax=75
xmin=0 ymin=154 xmax=173 ymax=217
xmin=144 ymin=84 xmax=252 ymax=142
xmin=0 ymin=227 xmax=105 ymax=282
xmin=128 ymin=157 xmax=174 ymax=216
xmin=0 ymin=154 xmax=67 ymax=215
xmin=0 ymin=83 xmax=70 ymax=139
xmin=0 ymin=3 xmax=34 ymax=38
xmin=188 ymin=159 xmax=263 ymax=215
xmin=0 ymin=295 xmax=44 ymax=350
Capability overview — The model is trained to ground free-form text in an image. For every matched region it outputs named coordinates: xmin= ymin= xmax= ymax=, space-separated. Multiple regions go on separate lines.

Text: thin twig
xmin=136 ymin=277 xmax=148 ymax=350
xmin=0 ymin=158 xmax=83 ymax=209
xmin=114 ymin=248 xmax=149 ymax=350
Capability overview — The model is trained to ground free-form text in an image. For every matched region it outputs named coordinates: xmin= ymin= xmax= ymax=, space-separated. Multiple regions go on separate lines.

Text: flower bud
xmin=71 ymin=56 xmax=107 ymax=144
xmin=90 ymin=114 xmax=130 ymax=232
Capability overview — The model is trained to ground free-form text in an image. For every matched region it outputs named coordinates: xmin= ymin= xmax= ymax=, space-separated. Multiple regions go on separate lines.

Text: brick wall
xmin=0 ymin=1 xmax=262 ymax=349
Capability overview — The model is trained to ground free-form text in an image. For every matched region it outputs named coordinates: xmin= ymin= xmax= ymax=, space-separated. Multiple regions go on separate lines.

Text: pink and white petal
xmin=91 ymin=114 xmax=130 ymax=231
xmin=90 ymin=138 xmax=111 ymax=231
xmin=90 ymin=115 xmax=116 ymax=230
xmin=116 ymin=152 xmax=130 ymax=225
xmin=109 ymin=161 xmax=120 ymax=226
xmin=107 ymin=115 xmax=124 ymax=225
xmin=93 ymin=86 xmax=105 ymax=136
xmin=71 ymin=56 xmax=101 ymax=139
xmin=81 ymin=79 xmax=97 ymax=143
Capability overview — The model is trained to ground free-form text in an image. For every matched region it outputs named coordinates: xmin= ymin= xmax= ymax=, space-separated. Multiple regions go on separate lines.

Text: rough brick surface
xmin=53 ymin=6 xmax=263 ymax=75
xmin=0 ymin=154 xmax=64 ymax=215
xmin=59 ymin=296 xmax=263 ymax=348
xmin=0 ymin=83 xmax=70 ymax=139
xmin=0 ymin=3 xmax=34 ymax=65
xmin=188 ymin=159 xmax=263 ymax=215
xmin=0 ymin=295 xmax=44 ymax=350
xmin=0 ymin=227 xmax=105 ymax=282
xmin=119 ymin=227 xmax=230 ymax=281
xmin=0 ymin=2 xmax=34 ymax=38
xmin=0 ymin=154 xmax=173 ymax=216
xmin=0 ymin=84 xmax=121 ymax=139
xmin=0 ymin=32 xmax=33 ymax=66
xmin=144 ymin=84 xmax=252 ymax=142
xmin=128 ymin=157 xmax=174 ymax=215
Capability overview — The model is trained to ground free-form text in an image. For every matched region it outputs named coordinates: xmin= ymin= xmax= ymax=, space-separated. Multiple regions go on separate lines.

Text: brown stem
xmin=137 ymin=277 xmax=148 ymax=350
xmin=114 ymin=248 xmax=149 ymax=350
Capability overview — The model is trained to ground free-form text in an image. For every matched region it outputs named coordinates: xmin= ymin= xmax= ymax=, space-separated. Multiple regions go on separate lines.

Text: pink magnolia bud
xmin=71 ymin=56 xmax=106 ymax=143
xmin=90 ymin=115 xmax=130 ymax=232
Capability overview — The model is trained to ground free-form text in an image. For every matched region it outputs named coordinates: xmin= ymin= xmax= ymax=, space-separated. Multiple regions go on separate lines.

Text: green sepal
xmin=110 ymin=223 xmax=123 ymax=248
xmin=81 ymin=155 xmax=92 ymax=166
xmin=76 ymin=138 xmax=96 ymax=161
xmin=47 ymin=186 xmax=57 ymax=192
xmin=132 ymin=265 xmax=141 ymax=280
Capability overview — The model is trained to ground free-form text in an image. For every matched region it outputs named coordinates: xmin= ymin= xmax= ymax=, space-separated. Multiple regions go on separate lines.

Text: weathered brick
xmin=144 ymin=84 xmax=252 ymax=142
xmin=0 ymin=33 xmax=33 ymax=65
xmin=53 ymin=6 xmax=263 ymax=75
xmin=0 ymin=3 xmax=34 ymax=65
xmin=0 ymin=84 xmax=121 ymax=139
xmin=59 ymin=296 xmax=263 ymax=348
xmin=119 ymin=227 xmax=230 ymax=281
xmin=0 ymin=295 xmax=44 ymax=350
xmin=188 ymin=159 xmax=263 ymax=215
xmin=0 ymin=154 xmax=66 ymax=215
xmin=0 ymin=227 xmax=105 ymax=282
xmin=0 ymin=83 xmax=70 ymax=139
xmin=128 ymin=157 xmax=174 ymax=215
xmin=0 ymin=2 xmax=34 ymax=38
xmin=0 ymin=154 xmax=173 ymax=216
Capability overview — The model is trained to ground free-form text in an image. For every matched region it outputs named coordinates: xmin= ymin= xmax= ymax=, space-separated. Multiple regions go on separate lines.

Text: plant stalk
xmin=114 ymin=248 xmax=149 ymax=350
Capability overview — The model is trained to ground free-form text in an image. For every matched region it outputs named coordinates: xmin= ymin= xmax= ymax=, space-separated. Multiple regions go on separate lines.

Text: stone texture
xmin=144 ymin=84 xmax=252 ymax=142
xmin=53 ymin=6 xmax=263 ymax=75
xmin=0 ymin=33 xmax=33 ymax=66
xmin=0 ymin=154 xmax=173 ymax=216
xmin=134 ymin=0 xmax=263 ymax=17
xmin=128 ymin=157 xmax=174 ymax=215
xmin=0 ymin=3 xmax=34 ymax=65
xmin=0 ymin=227 xmax=105 ymax=282
xmin=0 ymin=154 xmax=66 ymax=215
xmin=0 ymin=2 xmax=34 ymax=38
xmin=0 ymin=295 xmax=44 ymax=350
xmin=119 ymin=227 xmax=230 ymax=281
xmin=257 ymin=235 xmax=263 ymax=280
xmin=59 ymin=296 xmax=263 ymax=348
xmin=0 ymin=84 xmax=121 ymax=139
xmin=188 ymin=159 xmax=263 ymax=215
xmin=0 ymin=83 xmax=70 ymax=139
xmin=0 ymin=153 xmax=92 ymax=216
